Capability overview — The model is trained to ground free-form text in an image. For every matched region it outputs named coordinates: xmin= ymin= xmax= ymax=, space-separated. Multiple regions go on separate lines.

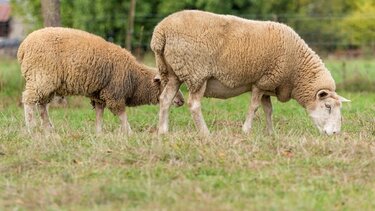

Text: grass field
xmin=0 ymin=58 xmax=375 ymax=210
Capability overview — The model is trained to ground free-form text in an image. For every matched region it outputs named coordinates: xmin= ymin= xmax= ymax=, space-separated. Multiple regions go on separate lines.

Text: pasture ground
xmin=0 ymin=58 xmax=374 ymax=210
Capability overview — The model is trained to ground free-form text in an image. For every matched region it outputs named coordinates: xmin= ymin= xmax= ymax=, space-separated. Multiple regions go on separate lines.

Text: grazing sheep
xmin=151 ymin=10 xmax=350 ymax=136
xmin=18 ymin=27 xmax=184 ymax=134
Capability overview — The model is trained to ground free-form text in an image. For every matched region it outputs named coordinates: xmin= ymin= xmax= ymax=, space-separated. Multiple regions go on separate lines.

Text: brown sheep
xmin=18 ymin=27 xmax=184 ymax=134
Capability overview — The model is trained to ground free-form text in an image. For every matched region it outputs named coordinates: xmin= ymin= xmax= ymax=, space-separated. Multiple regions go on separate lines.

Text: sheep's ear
xmin=153 ymin=75 xmax=161 ymax=83
xmin=339 ymin=95 xmax=351 ymax=103
xmin=316 ymin=90 xmax=330 ymax=100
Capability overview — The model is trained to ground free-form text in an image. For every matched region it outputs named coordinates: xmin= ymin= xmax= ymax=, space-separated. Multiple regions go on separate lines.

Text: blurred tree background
xmin=9 ymin=0 xmax=375 ymax=56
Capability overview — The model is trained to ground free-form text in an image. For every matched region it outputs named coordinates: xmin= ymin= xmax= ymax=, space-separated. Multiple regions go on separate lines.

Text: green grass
xmin=325 ymin=58 xmax=375 ymax=92
xmin=1 ymin=58 xmax=375 ymax=210
xmin=325 ymin=58 xmax=375 ymax=83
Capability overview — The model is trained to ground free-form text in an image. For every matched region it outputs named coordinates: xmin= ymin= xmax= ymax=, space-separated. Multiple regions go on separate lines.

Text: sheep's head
xmin=153 ymin=75 xmax=184 ymax=107
xmin=306 ymin=90 xmax=350 ymax=135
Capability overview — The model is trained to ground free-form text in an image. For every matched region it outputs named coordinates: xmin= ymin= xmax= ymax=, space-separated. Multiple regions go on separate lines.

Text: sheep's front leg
xmin=95 ymin=103 xmax=105 ymax=134
xmin=261 ymin=95 xmax=273 ymax=134
xmin=188 ymin=81 xmax=209 ymax=136
xmin=117 ymin=108 xmax=132 ymax=135
xmin=37 ymin=103 xmax=53 ymax=131
xmin=108 ymin=104 xmax=132 ymax=135
xmin=242 ymin=86 xmax=263 ymax=134
xmin=158 ymin=76 xmax=181 ymax=135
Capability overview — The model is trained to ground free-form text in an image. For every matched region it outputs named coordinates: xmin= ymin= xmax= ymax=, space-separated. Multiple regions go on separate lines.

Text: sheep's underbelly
xmin=204 ymin=79 xmax=251 ymax=99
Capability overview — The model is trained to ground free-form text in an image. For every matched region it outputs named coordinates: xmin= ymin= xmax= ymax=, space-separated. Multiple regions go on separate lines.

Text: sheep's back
xmin=20 ymin=27 xmax=126 ymax=96
xmin=157 ymin=10 xmax=301 ymax=92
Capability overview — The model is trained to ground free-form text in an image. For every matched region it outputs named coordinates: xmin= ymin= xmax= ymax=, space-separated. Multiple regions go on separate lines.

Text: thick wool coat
xmin=151 ymin=10 xmax=336 ymax=108
xmin=18 ymin=27 xmax=160 ymax=113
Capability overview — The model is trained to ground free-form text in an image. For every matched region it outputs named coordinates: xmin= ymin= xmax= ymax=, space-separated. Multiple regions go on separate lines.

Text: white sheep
xmin=151 ymin=10 xmax=350 ymax=136
xmin=18 ymin=27 xmax=184 ymax=134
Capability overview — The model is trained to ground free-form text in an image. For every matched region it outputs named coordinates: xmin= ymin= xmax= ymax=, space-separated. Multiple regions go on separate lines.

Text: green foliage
xmin=10 ymin=0 xmax=43 ymax=29
xmin=9 ymin=0 xmax=374 ymax=52
xmin=340 ymin=0 xmax=375 ymax=47
xmin=60 ymin=0 xmax=131 ymax=46
xmin=157 ymin=0 xmax=196 ymax=15
xmin=10 ymin=0 xmax=132 ymax=46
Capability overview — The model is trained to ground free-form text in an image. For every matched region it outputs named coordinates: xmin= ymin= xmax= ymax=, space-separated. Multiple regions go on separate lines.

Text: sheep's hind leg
xmin=158 ymin=76 xmax=181 ymax=135
xmin=188 ymin=81 xmax=209 ymax=136
xmin=22 ymin=72 xmax=60 ymax=133
xmin=24 ymin=103 xmax=37 ymax=133
xmin=242 ymin=86 xmax=263 ymax=134
xmin=37 ymin=103 xmax=53 ymax=132
xmin=95 ymin=102 xmax=105 ymax=134
xmin=261 ymin=95 xmax=273 ymax=135
xmin=22 ymin=88 xmax=39 ymax=133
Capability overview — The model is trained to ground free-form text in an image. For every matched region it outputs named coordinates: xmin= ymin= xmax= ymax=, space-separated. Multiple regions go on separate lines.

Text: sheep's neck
xmin=291 ymin=46 xmax=326 ymax=108
xmin=126 ymin=63 xmax=157 ymax=107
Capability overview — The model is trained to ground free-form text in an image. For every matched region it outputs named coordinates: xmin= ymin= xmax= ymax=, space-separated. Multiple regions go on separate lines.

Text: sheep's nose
xmin=174 ymin=99 xmax=184 ymax=107
xmin=324 ymin=130 xmax=333 ymax=136
xmin=324 ymin=130 xmax=339 ymax=136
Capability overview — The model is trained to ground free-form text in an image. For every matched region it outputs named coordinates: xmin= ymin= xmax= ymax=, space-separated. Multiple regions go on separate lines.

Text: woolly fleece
xmin=151 ymin=10 xmax=336 ymax=107
xmin=18 ymin=27 xmax=161 ymax=113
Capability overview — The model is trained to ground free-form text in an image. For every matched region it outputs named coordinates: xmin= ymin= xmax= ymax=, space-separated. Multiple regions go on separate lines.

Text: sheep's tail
xmin=150 ymin=27 xmax=169 ymax=85
xmin=17 ymin=40 xmax=25 ymax=65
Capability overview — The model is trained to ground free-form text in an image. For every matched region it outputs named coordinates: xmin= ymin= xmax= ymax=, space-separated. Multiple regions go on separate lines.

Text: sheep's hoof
xmin=118 ymin=125 xmax=132 ymax=136
xmin=96 ymin=128 xmax=103 ymax=134
xmin=158 ymin=126 xmax=169 ymax=135
xmin=266 ymin=129 xmax=273 ymax=135
xmin=127 ymin=129 xmax=133 ymax=136
xmin=198 ymin=128 xmax=210 ymax=137
xmin=43 ymin=123 xmax=54 ymax=132
xmin=121 ymin=129 xmax=132 ymax=136
xmin=158 ymin=131 xmax=168 ymax=136
xmin=26 ymin=127 xmax=36 ymax=134
xmin=199 ymin=132 xmax=210 ymax=137
xmin=242 ymin=126 xmax=251 ymax=134
xmin=26 ymin=122 xmax=38 ymax=134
